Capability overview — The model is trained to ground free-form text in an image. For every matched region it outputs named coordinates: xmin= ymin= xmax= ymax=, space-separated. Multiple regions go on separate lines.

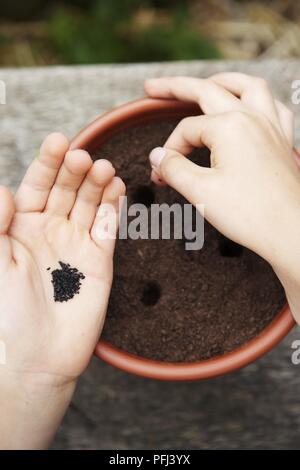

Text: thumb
xmin=149 ymin=146 xmax=212 ymax=207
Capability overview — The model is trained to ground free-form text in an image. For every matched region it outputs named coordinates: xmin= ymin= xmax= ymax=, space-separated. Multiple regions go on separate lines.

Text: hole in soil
xmin=218 ymin=235 xmax=244 ymax=258
xmin=141 ymin=281 xmax=161 ymax=306
xmin=132 ymin=185 xmax=155 ymax=208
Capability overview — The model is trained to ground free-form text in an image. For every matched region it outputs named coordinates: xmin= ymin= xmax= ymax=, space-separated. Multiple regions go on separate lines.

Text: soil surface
xmin=92 ymin=120 xmax=286 ymax=362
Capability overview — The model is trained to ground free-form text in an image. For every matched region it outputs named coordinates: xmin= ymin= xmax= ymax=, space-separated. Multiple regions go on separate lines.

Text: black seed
xmin=50 ymin=261 xmax=85 ymax=303
xmin=46 ymin=267 xmax=50 ymax=271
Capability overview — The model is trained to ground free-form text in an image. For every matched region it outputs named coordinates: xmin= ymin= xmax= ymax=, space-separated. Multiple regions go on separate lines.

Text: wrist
xmin=0 ymin=369 xmax=76 ymax=449
xmin=268 ymin=207 xmax=300 ymax=324
xmin=272 ymin=262 xmax=300 ymax=325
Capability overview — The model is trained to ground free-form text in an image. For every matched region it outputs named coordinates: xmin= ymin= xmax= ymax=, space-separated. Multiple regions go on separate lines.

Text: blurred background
xmin=1 ymin=0 xmax=300 ymax=67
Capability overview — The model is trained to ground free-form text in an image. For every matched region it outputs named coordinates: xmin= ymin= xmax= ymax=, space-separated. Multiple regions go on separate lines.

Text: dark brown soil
xmin=92 ymin=120 xmax=286 ymax=363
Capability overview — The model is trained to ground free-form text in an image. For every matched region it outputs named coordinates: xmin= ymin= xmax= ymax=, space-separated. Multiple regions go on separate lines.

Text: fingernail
xmin=149 ymin=147 xmax=166 ymax=168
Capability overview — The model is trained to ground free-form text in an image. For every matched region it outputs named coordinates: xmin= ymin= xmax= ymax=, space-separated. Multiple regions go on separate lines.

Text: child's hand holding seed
xmin=145 ymin=73 xmax=300 ymax=325
xmin=0 ymin=134 xmax=125 ymax=449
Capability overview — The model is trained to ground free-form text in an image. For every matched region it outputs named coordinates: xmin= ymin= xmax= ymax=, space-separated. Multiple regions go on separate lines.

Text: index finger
xmin=145 ymin=76 xmax=244 ymax=115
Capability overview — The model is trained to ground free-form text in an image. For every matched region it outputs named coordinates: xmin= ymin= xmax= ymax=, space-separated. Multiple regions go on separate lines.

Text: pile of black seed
xmin=50 ymin=262 xmax=85 ymax=303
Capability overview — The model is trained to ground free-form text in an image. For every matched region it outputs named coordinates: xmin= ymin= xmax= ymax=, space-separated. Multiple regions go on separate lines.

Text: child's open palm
xmin=0 ymin=133 xmax=125 ymax=384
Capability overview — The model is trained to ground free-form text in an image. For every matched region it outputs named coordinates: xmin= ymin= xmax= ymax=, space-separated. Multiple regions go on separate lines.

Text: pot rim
xmin=71 ymin=97 xmax=295 ymax=381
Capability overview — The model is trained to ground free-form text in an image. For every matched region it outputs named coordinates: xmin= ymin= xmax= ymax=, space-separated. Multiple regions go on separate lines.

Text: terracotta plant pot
xmin=71 ymin=98 xmax=295 ymax=381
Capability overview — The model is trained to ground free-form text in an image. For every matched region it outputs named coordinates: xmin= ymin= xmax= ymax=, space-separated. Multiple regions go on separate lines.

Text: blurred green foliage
xmin=48 ymin=0 xmax=220 ymax=63
xmin=0 ymin=33 xmax=9 ymax=47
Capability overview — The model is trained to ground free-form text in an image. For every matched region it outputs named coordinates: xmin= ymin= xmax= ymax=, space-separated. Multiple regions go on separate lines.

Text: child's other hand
xmin=0 ymin=134 xmax=125 ymax=448
xmin=145 ymin=73 xmax=300 ymax=323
